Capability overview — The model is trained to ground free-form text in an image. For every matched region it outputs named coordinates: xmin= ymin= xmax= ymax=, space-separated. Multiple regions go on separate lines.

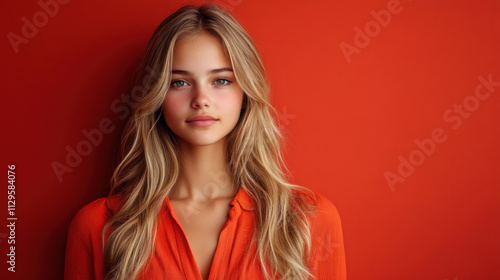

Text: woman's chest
xmin=141 ymin=200 xmax=264 ymax=279
xmin=170 ymin=199 xmax=232 ymax=279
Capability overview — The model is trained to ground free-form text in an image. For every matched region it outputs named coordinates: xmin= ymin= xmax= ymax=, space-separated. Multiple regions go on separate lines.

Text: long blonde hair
xmin=102 ymin=4 xmax=319 ymax=280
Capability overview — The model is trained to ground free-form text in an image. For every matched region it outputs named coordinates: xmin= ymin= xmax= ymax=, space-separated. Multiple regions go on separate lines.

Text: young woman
xmin=65 ymin=4 xmax=346 ymax=280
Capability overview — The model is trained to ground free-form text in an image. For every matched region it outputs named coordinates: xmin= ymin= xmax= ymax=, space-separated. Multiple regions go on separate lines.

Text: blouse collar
xmin=231 ymin=185 xmax=255 ymax=211
xmin=105 ymin=185 xmax=256 ymax=220
xmin=162 ymin=184 xmax=256 ymax=213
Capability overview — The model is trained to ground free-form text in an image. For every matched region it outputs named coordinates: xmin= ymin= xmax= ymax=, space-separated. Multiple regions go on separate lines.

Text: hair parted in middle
xmin=102 ymin=4 xmax=320 ymax=280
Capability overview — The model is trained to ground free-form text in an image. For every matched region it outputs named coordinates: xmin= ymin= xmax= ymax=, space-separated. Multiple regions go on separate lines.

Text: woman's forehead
xmin=171 ymin=32 xmax=232 ymax=74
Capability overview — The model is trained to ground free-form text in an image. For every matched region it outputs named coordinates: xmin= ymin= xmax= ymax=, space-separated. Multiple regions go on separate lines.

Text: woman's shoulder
xmin=68 ymin=194 xmax=123 ymax=239
xmin=65 ymin=194 xmax=123 ymax=279
xmin=293 ymin=188 xmax=346 ymax=277
xmin=292 ymin=188 xmax=342 ymax=228
xmin=293 ymin=188 xmax=347 ymax=279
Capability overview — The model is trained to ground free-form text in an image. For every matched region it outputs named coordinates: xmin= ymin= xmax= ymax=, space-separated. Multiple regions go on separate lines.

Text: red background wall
xmin=1 ymin=0 xmax=499 ymax=279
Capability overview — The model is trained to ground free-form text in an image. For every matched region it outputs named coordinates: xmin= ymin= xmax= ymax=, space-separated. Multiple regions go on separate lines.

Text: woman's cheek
xmin=220 ymin=90 xmax=243 ymax=106
xmin=163 ymin=95 xmax=186 ymax=124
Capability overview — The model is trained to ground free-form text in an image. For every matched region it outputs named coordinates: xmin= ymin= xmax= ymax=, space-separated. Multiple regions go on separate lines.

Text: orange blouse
xmin=64 ymin=186 xmax=346 ymax=280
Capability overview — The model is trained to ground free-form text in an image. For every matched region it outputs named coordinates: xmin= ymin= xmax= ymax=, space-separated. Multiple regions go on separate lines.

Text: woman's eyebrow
xmin=171 ymin=68 xmax=233 ymax=75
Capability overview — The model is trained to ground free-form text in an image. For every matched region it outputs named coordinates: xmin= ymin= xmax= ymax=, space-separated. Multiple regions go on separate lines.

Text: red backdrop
xmin=1 ymin=0 xmax=499 ymax=279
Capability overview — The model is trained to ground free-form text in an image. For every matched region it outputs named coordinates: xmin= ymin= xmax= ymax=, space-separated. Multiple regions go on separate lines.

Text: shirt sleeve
xmin=308 ymin=192 xmax=347 ymax=280
xmin=64 ymin=198 xmax=108 ymax=280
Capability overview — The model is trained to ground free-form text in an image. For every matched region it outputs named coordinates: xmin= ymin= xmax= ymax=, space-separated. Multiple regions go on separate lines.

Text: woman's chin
xmin=176 ymin=136 xmax=227 ymax=148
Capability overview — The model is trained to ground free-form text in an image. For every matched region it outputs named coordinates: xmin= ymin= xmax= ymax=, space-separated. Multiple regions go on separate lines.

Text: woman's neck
xmin=170 ymin=138 xmax=237 ymax=202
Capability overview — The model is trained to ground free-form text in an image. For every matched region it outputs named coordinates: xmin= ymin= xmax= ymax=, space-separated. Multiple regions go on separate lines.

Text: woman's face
xmin=162 ymin=31 xmax=245 ymax=147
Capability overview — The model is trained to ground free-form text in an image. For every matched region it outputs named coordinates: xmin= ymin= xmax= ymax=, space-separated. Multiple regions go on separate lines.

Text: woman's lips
xmin=186 ymin=114 xmax=218 ymax=127
xmin=186 ymin=119 xmax=218 ymax=127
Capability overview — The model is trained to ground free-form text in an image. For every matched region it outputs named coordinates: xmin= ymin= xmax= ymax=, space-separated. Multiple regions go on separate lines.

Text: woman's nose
xmin=191 ymin=84 xmax=211 ymax=109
